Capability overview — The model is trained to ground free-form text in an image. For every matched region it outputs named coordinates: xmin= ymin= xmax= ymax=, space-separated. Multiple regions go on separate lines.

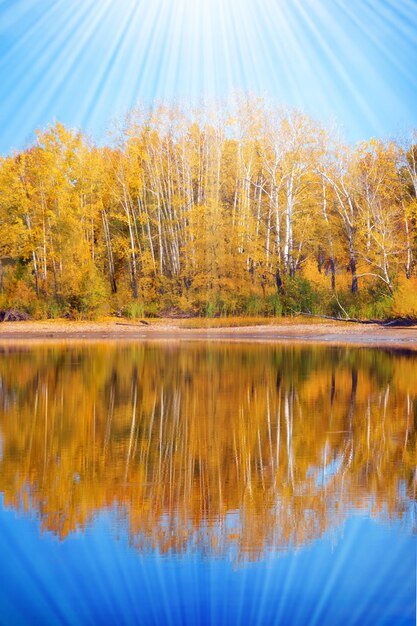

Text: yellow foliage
xmin=392 ymin=277 xmax=417 ymax=317
xmin=0 ymin=105 xmax=416 ymax=317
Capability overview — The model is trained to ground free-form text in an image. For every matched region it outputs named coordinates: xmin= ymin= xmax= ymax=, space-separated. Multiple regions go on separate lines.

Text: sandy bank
xmin=0 ymin=318 xmax=417 ymax=350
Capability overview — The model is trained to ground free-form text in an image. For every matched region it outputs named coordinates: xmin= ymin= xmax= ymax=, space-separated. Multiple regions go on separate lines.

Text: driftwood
xmin=0 ymin=309 xmax=30 ymax=322
xmin=115 ymin=320 xmax=150 ymax=327
xmin=297 ymin=312 xmax=417 ymax=327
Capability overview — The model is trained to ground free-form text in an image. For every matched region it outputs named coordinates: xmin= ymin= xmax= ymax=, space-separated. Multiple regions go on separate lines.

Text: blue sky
xmin=1 ymin=0 xmax=417 ymax=154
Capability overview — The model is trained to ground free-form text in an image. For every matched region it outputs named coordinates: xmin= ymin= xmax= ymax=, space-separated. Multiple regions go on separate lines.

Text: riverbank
xmin=0 ymin=318 xmax=417 ymax=349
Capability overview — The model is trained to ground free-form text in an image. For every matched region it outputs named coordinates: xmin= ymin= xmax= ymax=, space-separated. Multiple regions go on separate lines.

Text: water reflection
xmin=0 ymin=343 xmax=415 ymax=560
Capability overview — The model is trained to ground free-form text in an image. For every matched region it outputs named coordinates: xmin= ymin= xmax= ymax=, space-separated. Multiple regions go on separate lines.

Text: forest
xmin=0 ymin=97 xmax=417 ymax=319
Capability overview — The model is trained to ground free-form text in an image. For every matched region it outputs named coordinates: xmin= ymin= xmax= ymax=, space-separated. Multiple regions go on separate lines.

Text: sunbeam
xmin=1 ymin=0 xmax=417 ymax=152
xmin=0 ymin=3 xmax=417 ymax=624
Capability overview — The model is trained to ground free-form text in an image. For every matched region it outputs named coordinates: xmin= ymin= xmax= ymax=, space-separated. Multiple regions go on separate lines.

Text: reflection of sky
xmin=0 ymin=498 xmax=414 ymax=625
xmin=1 ymin=0 xmax=417 ymax=153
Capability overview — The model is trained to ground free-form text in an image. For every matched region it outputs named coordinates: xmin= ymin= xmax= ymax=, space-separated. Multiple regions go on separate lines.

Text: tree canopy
xmin=1 ymin=101 xmax=416 ymax=319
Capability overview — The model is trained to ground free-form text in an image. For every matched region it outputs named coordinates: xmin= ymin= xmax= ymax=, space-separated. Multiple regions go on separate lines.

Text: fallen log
xmin=297 ymin=312 xmax=417 ymax=327
xmin=297 ymin=312 xmax=379 ymax=324
xmin=115 ymin=320 xmax=150 ymax=327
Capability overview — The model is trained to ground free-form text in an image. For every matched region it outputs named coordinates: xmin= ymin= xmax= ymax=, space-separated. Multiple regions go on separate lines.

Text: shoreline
xmin=1 ymin=319 xmax=417 ymax=350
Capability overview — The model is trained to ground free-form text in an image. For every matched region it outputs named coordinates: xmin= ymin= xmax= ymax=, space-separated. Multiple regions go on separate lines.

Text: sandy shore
xmin=0 ymin=318 xmax=417 ymax=350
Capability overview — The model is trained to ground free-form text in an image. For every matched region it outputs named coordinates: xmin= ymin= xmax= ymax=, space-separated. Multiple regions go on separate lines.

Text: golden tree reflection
xmin=0 ymin=343 xmax=415 ymax=559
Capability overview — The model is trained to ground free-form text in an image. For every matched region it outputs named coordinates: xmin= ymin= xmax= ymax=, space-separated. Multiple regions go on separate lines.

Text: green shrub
xmin=205 ymin=301 xmax=216 ymax=318
xmin=266 ymin=293 xmax=283 ymax=317
xmin=327 ymin=285 xmax=393 ymax=320
xmin=281 ymin=277 xmax=319 ymax=315
xmin=245 ymin=295 xmax=265 ymax=316
xmin=125 ymin=301 xmax=146 ymax=319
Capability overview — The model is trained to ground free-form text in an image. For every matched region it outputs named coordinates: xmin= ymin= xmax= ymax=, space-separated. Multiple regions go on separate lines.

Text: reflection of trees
xmin=0 ymin=344 xmax=415 ymax=559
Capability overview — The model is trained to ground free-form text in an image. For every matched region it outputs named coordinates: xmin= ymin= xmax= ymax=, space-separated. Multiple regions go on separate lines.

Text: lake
xmin=0 ymin=342 xmax=415 ymax=625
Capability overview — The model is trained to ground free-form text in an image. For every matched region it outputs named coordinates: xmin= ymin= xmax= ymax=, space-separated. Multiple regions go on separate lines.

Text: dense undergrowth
xmin=0 ymin=270 xmax=413 ymax=321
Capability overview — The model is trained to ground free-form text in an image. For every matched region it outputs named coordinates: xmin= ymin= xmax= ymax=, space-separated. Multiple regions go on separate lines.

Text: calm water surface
xmin=0 ymin=342 xmax=415 ymax=625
